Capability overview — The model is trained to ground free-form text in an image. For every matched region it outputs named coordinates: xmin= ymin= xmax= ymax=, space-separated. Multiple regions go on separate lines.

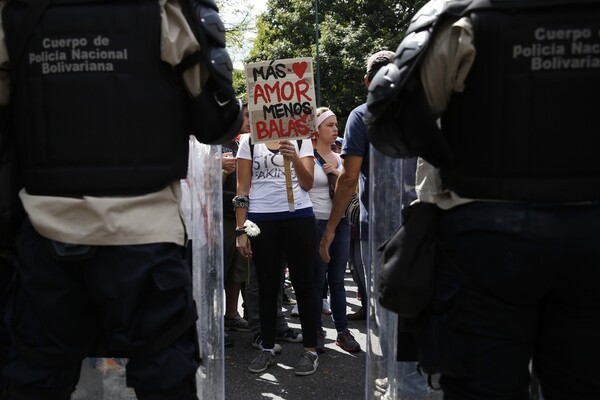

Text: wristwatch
xmin=235 ymin=227 xmax=247 ymax=236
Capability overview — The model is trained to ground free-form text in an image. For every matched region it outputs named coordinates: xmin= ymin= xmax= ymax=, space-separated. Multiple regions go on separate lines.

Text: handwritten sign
xmin=246 ymin=57 xmax=318 ymax=144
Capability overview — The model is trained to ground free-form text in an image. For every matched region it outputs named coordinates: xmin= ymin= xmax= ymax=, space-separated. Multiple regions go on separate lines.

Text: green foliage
xmin=218 ymin=0 xmax=253 ymax=54
xmin=219 ymin=0 xmax=263 ymax=100
xmin=233 ymin=69 xmax=248 ymax=103
xmin=237 ymin=0 xmax=428 ymax=131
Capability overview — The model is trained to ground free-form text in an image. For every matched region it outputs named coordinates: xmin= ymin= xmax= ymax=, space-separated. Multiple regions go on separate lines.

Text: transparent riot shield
xmin=186 ymin=137 xmax=225 ymax=400
xmin=73 ymin=358 xmax=136 ymax=400
xmin=367 ymin=147 xmax=427 ymax=400
xmin=366 ymin=145 xmax=402 ymax=400
xmin=73 ymin=137 xmax=224 ymax=400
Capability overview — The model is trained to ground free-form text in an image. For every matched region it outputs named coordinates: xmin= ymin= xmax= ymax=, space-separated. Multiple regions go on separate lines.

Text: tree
xmin=239 ymin=0 xmax=428 ymax=130
xmin=218 ymin=0 xmax=263 ymax=103
xmin=218 ymin=0 xmax=254 ymax=56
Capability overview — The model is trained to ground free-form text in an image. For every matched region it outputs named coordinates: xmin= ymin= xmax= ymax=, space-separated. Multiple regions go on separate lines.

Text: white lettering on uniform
xmin=534 ymin=27 xmax=591 ymax=42
xmin=42 ymin=37 xmax=88 ymax=50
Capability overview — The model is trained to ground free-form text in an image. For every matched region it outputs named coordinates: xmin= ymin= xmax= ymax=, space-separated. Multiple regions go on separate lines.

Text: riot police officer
xmin=0 ymin=0 xmax=240 ymax=399
xmin=367 ymin=0 xmax=600 ymax=399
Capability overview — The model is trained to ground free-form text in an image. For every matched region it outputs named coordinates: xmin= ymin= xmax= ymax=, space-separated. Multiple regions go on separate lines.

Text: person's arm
xmin=221 ymin=152 xmax=236 ymax=183
xmin=279 ymin=140 xmax=314 ymax=191
xmin=235 ymin=158 xmax=252 ymax=258
xmin=319 ymin=155 xmax=362 ymax=263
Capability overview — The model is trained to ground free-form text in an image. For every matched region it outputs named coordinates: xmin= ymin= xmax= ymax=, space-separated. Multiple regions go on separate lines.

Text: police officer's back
xmin=0 ymin=1 xmax=240 ymax=399
xmin=367 ymin=0 xmax=600 ymax=399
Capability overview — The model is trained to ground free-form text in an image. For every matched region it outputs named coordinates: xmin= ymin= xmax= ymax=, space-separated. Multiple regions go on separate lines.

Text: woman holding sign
xmin=234 ymin=133 xmax=320 ymax=376
xmin=310 ymin=107 xmax=361 ymax=354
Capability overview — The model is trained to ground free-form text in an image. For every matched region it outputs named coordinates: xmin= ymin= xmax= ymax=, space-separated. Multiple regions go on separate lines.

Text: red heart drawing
xmin=292 ymin=61 xmax=308 ymax=79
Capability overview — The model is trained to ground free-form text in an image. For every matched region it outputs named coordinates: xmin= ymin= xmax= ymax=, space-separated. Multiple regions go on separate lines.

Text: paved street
xmin=224 ymin=270 xmax=443 ymax=400
xmin=224 ymin=270 xmax=367 ymax=400
xmin=73 ymin=269 xmax=442 ymax=400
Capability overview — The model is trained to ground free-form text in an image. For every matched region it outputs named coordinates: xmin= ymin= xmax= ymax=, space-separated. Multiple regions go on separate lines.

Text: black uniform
xmin=0 ymin=1 xmax=239 ymax=399
xmin=367 ymin=1 xmax=600 ymax=399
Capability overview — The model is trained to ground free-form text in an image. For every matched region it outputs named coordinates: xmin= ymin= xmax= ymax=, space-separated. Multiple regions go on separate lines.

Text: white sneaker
xmin=322 ymin=298 xmax=332 ymax=315
xmin=290 ymin=304 xmax=299 ymax=317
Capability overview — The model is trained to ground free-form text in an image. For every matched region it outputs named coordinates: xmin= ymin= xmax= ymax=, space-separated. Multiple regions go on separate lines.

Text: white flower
xmin=243 ymin=220 xmax=261 ymax=237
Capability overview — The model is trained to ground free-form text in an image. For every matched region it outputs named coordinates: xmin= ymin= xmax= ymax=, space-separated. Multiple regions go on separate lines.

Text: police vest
xmin=440 ymin=0 xmax=600 ymax=202
xmin=3 ymin=0 xmax=191 ymax=196
xmin=366 ymin=0 xmax=600 ymax=203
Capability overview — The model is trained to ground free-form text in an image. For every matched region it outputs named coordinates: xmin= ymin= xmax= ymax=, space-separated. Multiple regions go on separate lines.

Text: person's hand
xmin=322 ymin=163 xmax=339 ymax=176
xmin=222 ymin=152 xmax=236 ymax=175
xmin=319 ymin=228 xmax=335 ymax=263
xmin=278 ymin=140 xmax=299 ymax=162
xmin=236 ymin=235 xmax=252 ymax=259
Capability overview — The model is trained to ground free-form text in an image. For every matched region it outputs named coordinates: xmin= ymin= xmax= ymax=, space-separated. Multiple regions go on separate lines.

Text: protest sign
xmin=246 ymin=57 xmax=318 ymax=144
xmin=245 ymin=57 xmax=318 ymax=211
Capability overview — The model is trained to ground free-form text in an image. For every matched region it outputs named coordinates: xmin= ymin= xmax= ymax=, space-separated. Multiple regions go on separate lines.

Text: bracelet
xmin=235 ymin=227 xmax=248 ymax=236
xmin=232 ymin=195 xmax=249 ymax=209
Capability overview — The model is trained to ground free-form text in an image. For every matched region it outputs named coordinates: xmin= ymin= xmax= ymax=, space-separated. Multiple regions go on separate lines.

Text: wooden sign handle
xmin=283 ymin=157 xmax=295 ymax=212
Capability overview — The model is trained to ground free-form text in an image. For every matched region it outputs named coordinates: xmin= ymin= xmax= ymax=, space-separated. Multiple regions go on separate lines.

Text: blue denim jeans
xmin=349 ymin=236 xmax=367 ymax=308
xmin=315 ymin=218 xmax=351 ymax=332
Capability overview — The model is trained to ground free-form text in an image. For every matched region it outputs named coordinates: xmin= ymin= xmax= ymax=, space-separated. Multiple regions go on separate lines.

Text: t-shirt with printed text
xmin=237 ymin=133 xmax=314 ymax=216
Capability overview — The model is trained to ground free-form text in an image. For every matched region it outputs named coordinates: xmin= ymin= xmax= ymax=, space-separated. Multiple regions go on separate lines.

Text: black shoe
xmin=347 ymin=307 xmax=366 ymax=321
xmin=251 ymin=333 xmax=283 ymax=353
xmin=336 ymin=329 xmax=361 ymax=352
xmin=224 ymin=315 xmax=250 ymax=331
xmin=275 ymin=328 xmax=303 ymax=342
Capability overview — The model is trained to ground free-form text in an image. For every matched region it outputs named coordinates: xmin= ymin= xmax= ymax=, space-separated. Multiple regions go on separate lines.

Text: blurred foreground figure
xmin=366 ymin=0 xmax=600 ymax=399
xmin=0 ymin=0 xmax=241 ymax=399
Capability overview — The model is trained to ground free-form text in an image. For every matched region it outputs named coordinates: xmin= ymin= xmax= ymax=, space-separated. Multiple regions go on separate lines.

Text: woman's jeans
xmin=315 ymin=218 xmax=351 ymax=332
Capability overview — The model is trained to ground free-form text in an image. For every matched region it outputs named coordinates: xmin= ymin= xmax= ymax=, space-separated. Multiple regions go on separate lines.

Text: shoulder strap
xmin=313 ymin=149 xmax=327 ymax=166
xmin=313 ymin=148 xmax=337 ymax=198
